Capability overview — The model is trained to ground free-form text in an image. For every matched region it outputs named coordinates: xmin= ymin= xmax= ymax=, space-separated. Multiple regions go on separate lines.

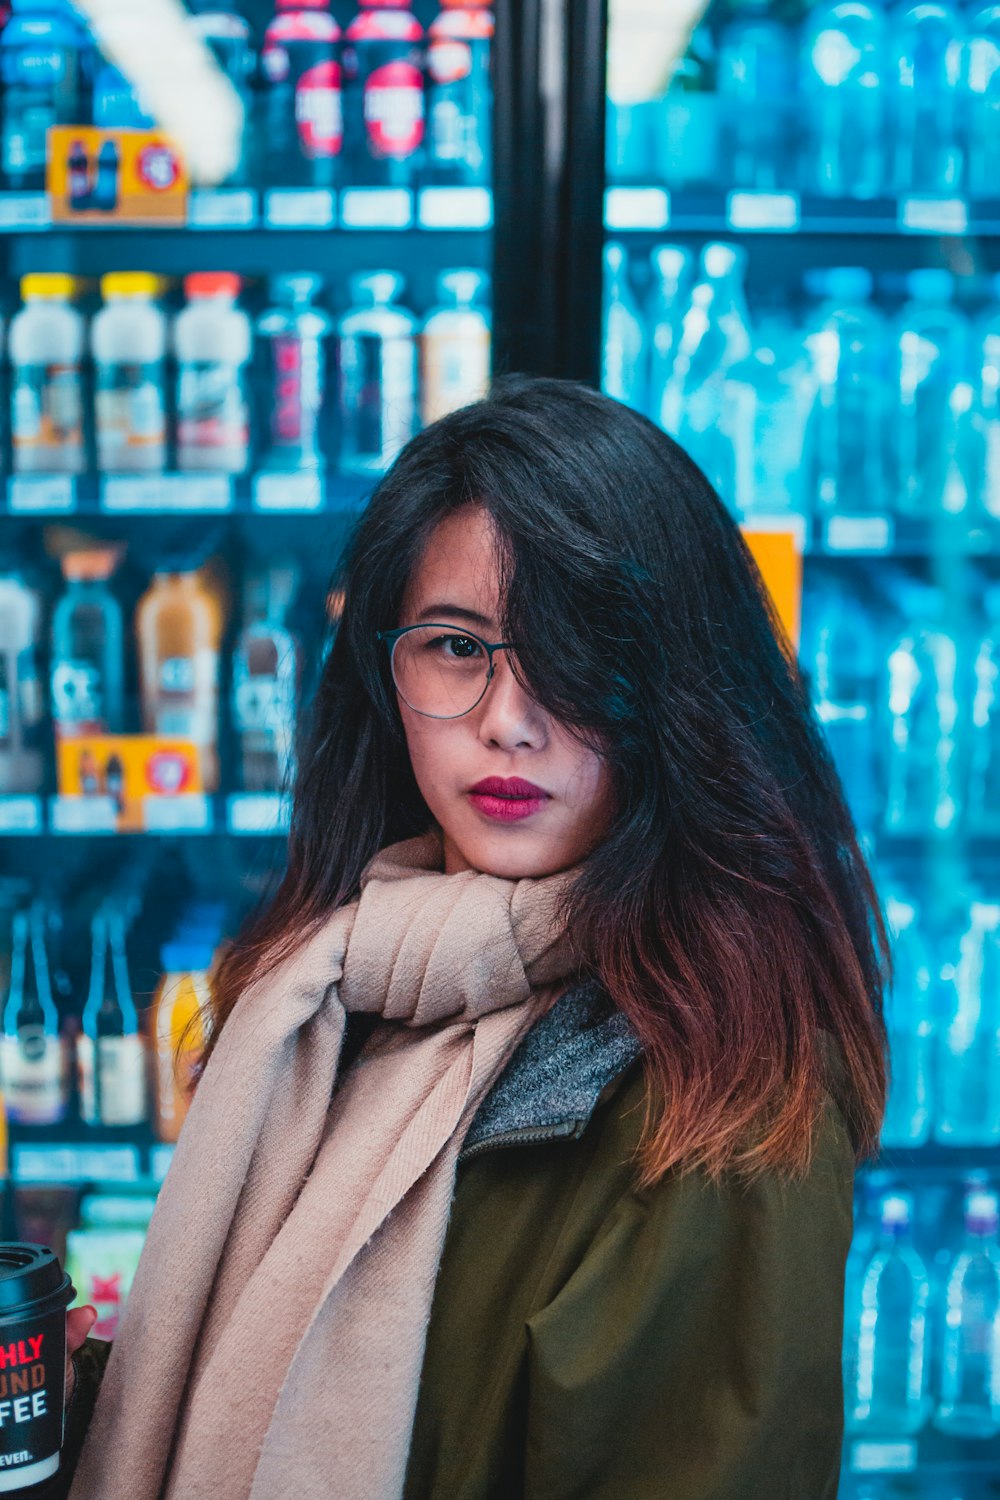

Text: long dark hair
xmin=206 ymin=374 xmax=888 ymax=1186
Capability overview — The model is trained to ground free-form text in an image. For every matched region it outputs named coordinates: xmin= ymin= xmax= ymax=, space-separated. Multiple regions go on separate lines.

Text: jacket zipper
xmin=458 ymin=1117 xmax=587 ymax=1164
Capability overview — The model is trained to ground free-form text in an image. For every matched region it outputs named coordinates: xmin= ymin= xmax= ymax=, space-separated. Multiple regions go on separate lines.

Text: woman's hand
xmin=65 ymin=1306 xmax=98 ymax=1406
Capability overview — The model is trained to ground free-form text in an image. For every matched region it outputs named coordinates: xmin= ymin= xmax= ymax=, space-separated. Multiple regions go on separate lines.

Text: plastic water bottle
xmin=802 ymin=268 xmax=888 ymax=514
xmin=601 ymin=243 xmax=646 ymax=414
xmin=846 ymin=1192 xmax=930 ymax=1436
xmin=650 ymin=22 xmax=719 ymax=190
xmin=801 ymin=1 xmax=887 ymax=199
xmin=801 ymin=570 xmax=882 ymax=834
xmin=882 ymin=582 xmax=962 ymax=835
xmin=727 ymin=305 xmax=814 ymax=522
xmin=935 ymin=1189 xmax=1000 ymax=1438
xmin=645 ymin=244 xmax=691 ymax=429
xmin=255 ymin=274 xmax=331 ymax=471
xmin=717 ymin=0 xmax=796 ymax=190
xmin=975 ymin=273 xmax=1000 ymax=519
xmin=969 ymin=583 xmax=1000 ymax=834
xmin=1 ymin=0 xmax=85 ymax=190
xmin=880 ymin=881 xmax=935 ymax=1147
xmin=888 ymin=0 xmax=966 ymax=196
xmin=936 ymin=900 xmax=1000 ymax=1146
xmin=893 ymin=269 xmax=975 ymax=517
xmin=660 ymin=241 xmax=752 ymax=502
xmin=968 ymin=5 xmax=1000 ymax=199
xmin=337 ymin=271 xmax=417 ymax=474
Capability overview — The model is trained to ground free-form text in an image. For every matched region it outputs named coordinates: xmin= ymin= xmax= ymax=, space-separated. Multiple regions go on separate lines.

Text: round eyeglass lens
xmin=391 ymin=626 xmax=491 ymax=718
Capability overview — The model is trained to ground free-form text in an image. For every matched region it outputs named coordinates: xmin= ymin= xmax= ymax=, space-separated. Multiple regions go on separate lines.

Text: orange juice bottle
xmin=150 ymin=940 xmax=213 ymax=1143
xmin=136 ymin=565 xmax=225 ymax=791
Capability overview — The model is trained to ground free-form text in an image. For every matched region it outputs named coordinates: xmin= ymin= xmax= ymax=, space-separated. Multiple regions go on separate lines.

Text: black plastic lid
xmin=0 ymin=1244 xmax=68 ymax=1315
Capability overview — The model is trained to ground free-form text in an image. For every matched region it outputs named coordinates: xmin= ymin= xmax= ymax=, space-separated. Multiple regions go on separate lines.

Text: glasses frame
xmin=376 ymin=623 xmax=516 ymax=719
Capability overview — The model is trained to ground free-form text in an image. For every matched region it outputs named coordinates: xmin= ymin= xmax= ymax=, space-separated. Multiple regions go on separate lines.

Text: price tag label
xmin=0 ymin=193 xmax=51 ymax=229
xmin=0 ymin=796 xmax=43 ymax=834
xmin=143 ymin=793 xmax=211 ymax=832
xmin=13 ymin=1143 xmax=141 ymax=1185
xmin=850 ymin=1441 xmax=917 ymax=1474
xmin=264 ymin=188 xmax=336 ymax=228
xmin=252 ymin=471 xmax=324 ymax=512
xmin=418 ymin=186 xmax=492 ymax=229
xmin=604 ymin=186 xmax=670 ymax=231
xmin=188 ymin=188 xmax=256 ymax=227
xmin=101 ymin=474 xmax=233 ymax=512
xmin=899 ymin=197 xmax=968 ymax=234
xmin=727 ymin=190 xmax=800 ymax=231
xmin=8 ymin=475 xmax=76 ymax=513
xmin=824 ymin=515 xmax=893 ymax=553
xmin=50 ymin=794 xmax=117 ymax=834
xmin=340 ymin=187 xmax=412 ymax=230
xmin=227 ymin=792 xmax=292 ymax=834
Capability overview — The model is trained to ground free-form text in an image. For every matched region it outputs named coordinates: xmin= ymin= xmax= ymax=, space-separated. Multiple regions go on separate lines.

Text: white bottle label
xmin=78 ymin=1033 xmax=147 ymax=1126
xmin=1 ymin=1030 xmax=66 ymax=1125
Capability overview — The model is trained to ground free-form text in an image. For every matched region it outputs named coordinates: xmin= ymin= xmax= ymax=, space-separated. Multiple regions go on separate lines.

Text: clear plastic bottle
xmin=936 ymin=900 xmax=1000 ymax=1146
xmin=968 ymin=5 xmax=1000 ymax=199
xmin=0 ymin=905 xmax=67 ymax=1126
xmin=151 ymin=939 xmax=213 ymax=1144
xmin=231 ymin=565 xmax=301 ymax=794
xmin=800 ymin=1 xmax=887 ymax=199
xmin=802 ymin=267 xmax=888 ymax=514
xmin=9 ymin=272 xmax=85 ymax=475
xmin=420 ymin=268 xmax=491 ymax=425
xmin=50 ymin=546 xmax=125 ymax=739
xmin=174 ymin=273 xmax=252 ymax=474
xmin=888 ymin=0 xmax=966 ymax=196
xmin=601 ymin=242 xmax=646 ymax=414
xmin=0 ymin=0 xmax=84 ymax=189
xmin=646 ymin=244 xmax=692 ymax=430
xmin=659 ymin=241 xmax=752 ymax=503
xmin=968 ymin=582 xmax=1000 ymax=834
xmin=425 ymin=0 xmax=493 ymax=188
xmin=802 ymin=571 xmax=882 ymax=835
xmin=78 ymin=908 xmax=147 ymax=1128
xmin=727 ymin=303 xmax=814 ymax=522
xmin=935 ymin=1188 xmax=1000 ymax=1437
xmin=337 ymin=270 xmax=417 ymax=473
xmin=717 ymin=0 xmax=796 ymax=190
xmin=893 ymin=268 xmax=974 ymax=518
xmin=882 ymin=582 xmax=962 ymax=835
xmin=880 ymin=881 xmax=935 ymax=1147
xmin=0 ymin=571 xmax=45 ymax=794
xmin=256 ymin=273 xmax=332 ymax=470
xmin=974 ymin=271 xmax=1000 ymax=520
xmin=92 ymin=273 xmax=168 ymax=474
xmin=846 ymin=1192 xmax=931 ymax=1436
xmin=650 ymin=22 xmax=719 ymax=190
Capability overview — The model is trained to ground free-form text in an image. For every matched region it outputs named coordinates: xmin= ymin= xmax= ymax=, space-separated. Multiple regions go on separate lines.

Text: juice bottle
xmin=136 ymin=564 xmax=225 ymax=792
xmin=342 ymin=0 xmax=424 ymax=189
xmin=420 ymin=268 xmax=491 ymax=425
xmin=92 ymin=273 xmax=167 ymax=473
xmin=9 ymin=272 xmax=85 ymax=474
xmin=0 ymin=571 xmax=45 ymax=794
xmin=50 ymin=545 xmax=125 ymax=738
xmin=150 ymin=940 xmax=213 ymax=1143
xmin=425 ymin=0 xmax=493 ymax=188
xmin=174 ymin=273 xmax=252 ymax=473
xmin=260 ymin=0 xmax=341 ymax=189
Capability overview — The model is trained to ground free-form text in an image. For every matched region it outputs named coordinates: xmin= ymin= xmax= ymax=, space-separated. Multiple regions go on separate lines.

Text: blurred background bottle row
xmin=608 ymin=0 xmax=1000 ymax=202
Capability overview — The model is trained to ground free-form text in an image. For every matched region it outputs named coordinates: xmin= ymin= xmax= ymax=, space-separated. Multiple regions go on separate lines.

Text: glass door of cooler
xmin=600 ymin=1 xmax=1000 ymax=1496
xmin=0 ymin=0 xmax=511 ymax=1340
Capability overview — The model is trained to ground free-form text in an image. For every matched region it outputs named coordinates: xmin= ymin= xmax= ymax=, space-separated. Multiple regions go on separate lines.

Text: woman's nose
xmin=475 ymin=652 xmax=547 ymax=750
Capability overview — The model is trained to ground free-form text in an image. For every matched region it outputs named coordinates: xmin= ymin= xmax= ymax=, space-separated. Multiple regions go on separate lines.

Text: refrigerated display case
xmin=0 ymin=0 xmax=584 ymax=1332
xmin=593 ymin=0 xmax=1000 ymax=1493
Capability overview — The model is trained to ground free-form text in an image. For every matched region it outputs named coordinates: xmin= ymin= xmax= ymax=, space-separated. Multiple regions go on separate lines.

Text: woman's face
xmin=396 ymin=505 xmax=615 ymax=878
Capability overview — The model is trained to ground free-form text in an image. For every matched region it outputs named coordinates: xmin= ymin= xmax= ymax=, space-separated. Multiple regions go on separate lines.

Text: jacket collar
xmin=458 ymin=980 xmax=643 ymax=1164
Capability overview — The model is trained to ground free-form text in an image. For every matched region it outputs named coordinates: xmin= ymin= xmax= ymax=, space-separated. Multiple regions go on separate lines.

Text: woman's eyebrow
xmin=413 ymin=603 xmax=495 ymax=628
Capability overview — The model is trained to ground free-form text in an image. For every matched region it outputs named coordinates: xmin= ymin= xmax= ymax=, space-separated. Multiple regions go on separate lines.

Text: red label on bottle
xmin=273 ymin=336 xmax=304 ymax=442
xmin=427 ymin=39 xmax=472 ymax=84
xmin=296 ymin=60 xmax=343 ymax=158
xmin=363 ymin=60 xmax=424 ymax=158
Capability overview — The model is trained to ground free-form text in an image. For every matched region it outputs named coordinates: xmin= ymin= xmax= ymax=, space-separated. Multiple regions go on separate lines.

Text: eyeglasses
xmin=376 ymin=624 xmax=516 ymax=719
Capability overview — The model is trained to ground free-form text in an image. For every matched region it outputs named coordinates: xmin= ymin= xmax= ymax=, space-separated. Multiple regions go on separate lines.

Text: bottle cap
xmin=277 ymin=0 xmax=331 ymax=8
xmin=905 ymin=268 xmax=954 ymax=303
xmin=880 ymin=1193 xmax=912 ymax=1230
xmin=184 ymin=271 xmax=241 ymax=300
xmin=650 ymin=244 xmax=690 ymax=282
xmin=61 ymin=545 xmax=124 ymax=583
xmin=349 ymin=270 xmax=405 ymax=305
xmin=805 ymin=267 xmax=873 ymax=302
xmin=701 ymin=241 xmax=744 ymax=280
xmin=270 ymin=273 xmax=323 ymax=305
xmin=21 ymin=272 xmax=77 ymax=301
xmin=101 ymin=271 xmax=160 ymax=300
xmin=436 ymin=268 xmax=488 ymax=304
xmin=966 ymin=1190 xmax=999 ymax=1235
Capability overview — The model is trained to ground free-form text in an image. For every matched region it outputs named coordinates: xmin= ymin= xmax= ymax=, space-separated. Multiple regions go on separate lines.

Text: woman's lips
xmin=468 ymin=792 xmax=548 ymax=822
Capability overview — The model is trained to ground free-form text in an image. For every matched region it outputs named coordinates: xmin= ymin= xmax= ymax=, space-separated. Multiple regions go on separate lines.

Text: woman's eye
xmin=433 ymin=634 xmax=481 ymax=660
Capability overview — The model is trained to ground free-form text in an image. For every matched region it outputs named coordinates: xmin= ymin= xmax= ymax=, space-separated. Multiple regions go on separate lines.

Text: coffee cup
xmin=0 ymin=1244 xmax=75 ymax=1492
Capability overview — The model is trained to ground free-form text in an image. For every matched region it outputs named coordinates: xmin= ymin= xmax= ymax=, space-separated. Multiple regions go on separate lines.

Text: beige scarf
xmin=69 ymin=830 xmax=579 ymax=1500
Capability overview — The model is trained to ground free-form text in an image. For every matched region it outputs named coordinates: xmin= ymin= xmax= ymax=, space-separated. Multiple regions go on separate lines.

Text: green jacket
xmin=51 ymin=982 xmax=855 ymax=1499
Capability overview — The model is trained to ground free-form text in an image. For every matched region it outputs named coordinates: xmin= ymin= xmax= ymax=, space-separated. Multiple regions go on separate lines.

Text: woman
xmin=56 ymin=375 xmax=887 ymax=1500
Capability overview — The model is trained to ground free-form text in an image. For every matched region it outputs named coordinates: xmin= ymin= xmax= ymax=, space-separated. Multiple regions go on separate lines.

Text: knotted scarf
xmin=69 ymin=829 xmax=580 ymax=1500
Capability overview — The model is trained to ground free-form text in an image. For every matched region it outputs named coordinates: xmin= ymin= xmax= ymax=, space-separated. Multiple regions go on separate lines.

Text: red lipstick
xmin=467 ymin=776 xmax=550 ymax=823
